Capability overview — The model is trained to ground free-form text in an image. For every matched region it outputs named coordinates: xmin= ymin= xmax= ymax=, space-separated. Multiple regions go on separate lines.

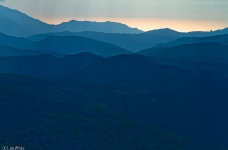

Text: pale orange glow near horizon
xmin=39 ymin=17 xmax=228 ymax=32
xmin=2 ymin=0 xmax=228 ymax=32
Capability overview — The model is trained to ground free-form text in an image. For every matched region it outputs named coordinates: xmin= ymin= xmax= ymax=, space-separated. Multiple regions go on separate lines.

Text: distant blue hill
xmin=0 ymin=5 xmax=51 ymax=37
xmin=0 ymin=32 xmax=33 ymax=48
xmin=138 ymin=42 xmax=228 ymax=80
xmin=28 ymin=31 xmax=177 ymax=52
xmin=154 ymin=33 xmax=228 ymax=47
xmin=24 ymin=36 xmax=132 ymax=57
xmin=1 ymin=5 xmax=228 ymax=38
xmin=151 ymin=42 xmax=228 ymax=64
xmin=146 ymin=28 xmax=228 ymax=38
xmin=53 ymin=20 xmax=143 ymax=34
xmin=0 ymin=31 xmax=132 ymax=57
xmin=28 ymin=28 xmax=228 ymax=52
xmin=0 ymin=5 xmax=143 ymax=37
xmin=0 ymin=46 xmax=65 ymax=57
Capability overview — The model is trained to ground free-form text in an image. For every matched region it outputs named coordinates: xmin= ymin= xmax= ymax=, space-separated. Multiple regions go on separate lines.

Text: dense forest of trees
xmin=0 ymin=74 xmax=227 ymax=150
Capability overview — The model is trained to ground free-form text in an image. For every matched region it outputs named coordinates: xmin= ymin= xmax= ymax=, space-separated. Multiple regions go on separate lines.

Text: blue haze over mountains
xmin=1 ymin=4 xmax=228 ymax=150
xmin=1 ymin=4 xmax=228 ymax=52
xmin=0 ymin=5 xmax=143 ymax=37
xmin=1 ymin=4 xmax=228 ymax=38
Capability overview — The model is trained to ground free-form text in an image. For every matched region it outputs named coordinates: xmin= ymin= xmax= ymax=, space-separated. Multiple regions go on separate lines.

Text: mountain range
xmin=0 ymin=5 xmax=143 ymax=37
xmin=28 ymin=31 xmax=177 ymax=52
xmin=25 ymin=35 xmax=132 ymax=57
xmin=138 ymin=42 xmax=228 ymax=80
xmin=1 ymin=4 xmax=228 ymax=53
xmin=138 ymin=32 xmax=228 ymax=56
xmin=155 ymin=33 xmax=228 ymax=47
xmin=0 ymin=53 xmax=228 ymax=147
xmin=146 ymin=28 xmax=228 ymax=38
xmin=0 ymin=46 xmax=65 ymax=57
xmin=0 ymin=32 xmax=132 ymax=57
xmin=0 ymin=32 xmax=32 ymax=48
xmin=28 ymin=29 xmax=228 ymax=52
xmin=1 ymin=4 xmax=228 ymax=150
xmin=151 ymin=42 xmax=228 ymax=64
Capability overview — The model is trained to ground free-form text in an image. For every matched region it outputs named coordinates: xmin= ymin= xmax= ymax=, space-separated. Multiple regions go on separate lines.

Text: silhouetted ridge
xmin=25 ymin=35 xmax=132 ymax=57
xmin=0 ymin=5 xmax=51 ymax=37
xmin=0 ymin=45 xmax=65 ymax=57
xmin=28 ymin=31 xmax=178 ymax=52
xmin=154 ymin=33 xmax=228 ymax=47
xmin=151 ymin=42 xmax=228 ymax=64
xmin=140 ymin=42 xmax=228 ymax=80
xmin=28 ymin=29 xmax=228 ymax=53
xmin=144 ymin=28 xmax=182 ymax=38
xmin=0 ymin=32 xmax=33 ymax=48
xmin=54 ymin=20 xmax=143 ymax=34
xmin=0 ymin=5 xmax=143 ymax=37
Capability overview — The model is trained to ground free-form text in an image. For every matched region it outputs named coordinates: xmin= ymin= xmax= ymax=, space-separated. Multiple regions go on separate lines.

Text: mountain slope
xmin=28 ymin=31 xmax=177 ymax=52
xmin=0 ymin=5 xmax=143 ymax=37
xmin=0 ymin=5 xmax=51 ymax=37
xmin=0 ymin=52 xmax=218 ymax=91
xmin=0 ymin=54 xmax=228 ymax=147
xmin=0 ymin=53 xmax=104 ymax=78
xmin=1 ymin=74 xmax=221 ymax=150
xmin=151 ymin=43 xmax=228 ymax=64
xmin=137 ymin=47 xmax=166 ymax=55
xmin=0 ymin=32 xmax=33 ymax=48
xmin=144 ymin=28 xmax=228 ymax=38
xmin=0 ymin=46 xmax=65 ymax=57
xmin=28 ymin=29 xmax=228 ymax=52
xmin=144 ymin=28 xmax=183 ymax=38
xmin=25 ymin=36 xmax=132 ymax=57
xmin=1 ymin=5 xmax=228 ymax=38
xmin=187 ymin=27 xmax=228 ymax=37
xmin=53 ymin=20 xmax=143 ymax=34
xmin=155 ymin=34 xmax=228 ymax=47
xmin=196 ymin=34 xmax=228 ymax=45
xmin=140 ymin=43 xmax=228 ymax=80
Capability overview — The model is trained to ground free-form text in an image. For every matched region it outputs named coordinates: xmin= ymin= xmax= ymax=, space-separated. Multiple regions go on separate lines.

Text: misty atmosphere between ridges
xmin=0 ymin=1 xmax=228 ymax=150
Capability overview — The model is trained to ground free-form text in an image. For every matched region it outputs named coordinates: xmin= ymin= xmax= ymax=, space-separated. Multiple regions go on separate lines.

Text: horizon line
xmin=41 ymin=18 xmax=227 ymax=33
xmin=1 ymin=4 xmax=228 ymax=32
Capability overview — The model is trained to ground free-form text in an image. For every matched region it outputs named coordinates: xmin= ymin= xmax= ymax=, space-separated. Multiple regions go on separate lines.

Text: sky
xmin=1 ymin=0 xmax=228 ymax=32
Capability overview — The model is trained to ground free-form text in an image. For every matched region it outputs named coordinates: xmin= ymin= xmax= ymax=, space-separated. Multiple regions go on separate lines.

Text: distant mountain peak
xmin=144 ymin=28 xmax=182 ymax=38
xmin=0 ymin=5 xmax=143 ymax=37
xmin=148 ymin=28 xmax=178 ymax=32
xmin=56 ymin=20 xmax=143 ymax=34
